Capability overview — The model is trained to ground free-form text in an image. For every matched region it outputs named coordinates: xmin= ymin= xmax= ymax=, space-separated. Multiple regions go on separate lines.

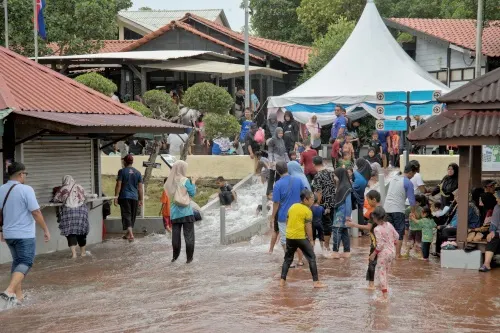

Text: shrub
xmin=125 ymin=101 xmax=153 ymax=118
xmin=75 ymin=72 xmax=117 ymax=96
xmin=203 ymin=113 xmax=241 ymax=141
xmin=183 ymin=82 xmax=234 ymax=114
xmin=142 ymin=90 xmax=179 ymax=119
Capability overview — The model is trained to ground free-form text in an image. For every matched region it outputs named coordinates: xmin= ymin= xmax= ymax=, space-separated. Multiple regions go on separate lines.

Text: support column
xmin=120 ymin=69 xmax=126 ymax=101
xmin=259 ymin=74 xmax=264 ymax=105
xmin=470 ymin=145 xmax=482 ymax=188
xmin=140 ymin=67 xmax=147 ymax=96
xmin=457 ymin=146 xmax=471 ymax=248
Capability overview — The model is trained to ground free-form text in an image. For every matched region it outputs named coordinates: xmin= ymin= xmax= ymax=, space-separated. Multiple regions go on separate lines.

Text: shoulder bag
xmin=0 ymin=184 xmax=18 ymax=228
xmin=174 ymin=177 xmax=191 ymax=207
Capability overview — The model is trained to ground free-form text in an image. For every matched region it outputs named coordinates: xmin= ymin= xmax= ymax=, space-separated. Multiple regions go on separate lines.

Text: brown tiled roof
xmin=387 ymin=18 xmax=500 ymax=57
xmin=48 ymin=40 xmax=136 ymax=56
xmin=121 ymin=21 xmax=264 ymax=61
xmin=408 ymin=110 xmax=500 ymax=141
xmin=439 ymin=67 xmax=500 ymax=104
xmin=183 ymin=13 xmax=311 ymax=66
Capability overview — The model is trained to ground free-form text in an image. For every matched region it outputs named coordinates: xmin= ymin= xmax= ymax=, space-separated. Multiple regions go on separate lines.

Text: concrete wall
xmin=101 ymin=155 xmax=255 ymax=179
xmin=0 ymin=203 xmax=104 ymax=264
xmin=104 ymin=217 xmax=164 ymax=235
xmin=224 ymin=217 xmax=268 ymax=245
xmin=400 ymin=154 xmax=459 ymax=181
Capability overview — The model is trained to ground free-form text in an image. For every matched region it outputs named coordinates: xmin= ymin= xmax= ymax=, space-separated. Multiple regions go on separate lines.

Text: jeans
xmin=5 ymin=238 xmax=36 ymax=275
xmin=332 ymin=227 xmax=350 ymax=252
xmin=278 ymin=221 xmax=287 ymax=245
xmin=281 ymin=239 xmax=318 ymax=281
xmin=421 ymin=242 xmax=431 ymax=259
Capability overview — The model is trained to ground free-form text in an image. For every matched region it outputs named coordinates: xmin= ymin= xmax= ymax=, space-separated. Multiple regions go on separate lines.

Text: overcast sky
xmin=131 ymin=0 xmax=245 ymax=30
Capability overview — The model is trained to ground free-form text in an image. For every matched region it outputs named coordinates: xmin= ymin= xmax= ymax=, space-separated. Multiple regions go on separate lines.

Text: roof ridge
xmin=0 ymin=46 xmax=140 ymax=115
xmin=121 ymin=9 xmax=223 ymax=13
xmin=249 ymin=36 xmax=312 ymax=49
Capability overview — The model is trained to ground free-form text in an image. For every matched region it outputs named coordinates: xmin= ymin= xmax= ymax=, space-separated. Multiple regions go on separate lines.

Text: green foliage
xmin=75 ymin=72 xmax=117 ymax=96
xmin=142 ymin=90 xmax=179 ymax=119
xmin=246 ymin=0 xmax=313 ymax=44
xmin=183 ymin=82 xmax=234 ymax=114
xmin=203 ymin=113 xmax=241 ymax=141
xmin=298 ymin=18 xmax=355 ymax=84
xmin=138 ymin=7 xmax=153 ymax=11
xmin=397 ymin=32 xmax=415 ymax=44
xmin=125 ymin=101 xmax=153 ymax=118
xmin=0 ymin=0 xmax=132 ymax=57
xmin=358 ymin=116 xmax=376 ymax=145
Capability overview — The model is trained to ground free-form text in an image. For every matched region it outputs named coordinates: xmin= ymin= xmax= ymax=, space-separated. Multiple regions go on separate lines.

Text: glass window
xmin=463 ymin=68 xmax=474 ymax=80
xmin=451 ymin=69 xmax=462 ymax=81
xmin=437 ymin=71 xmax=448 ymax=84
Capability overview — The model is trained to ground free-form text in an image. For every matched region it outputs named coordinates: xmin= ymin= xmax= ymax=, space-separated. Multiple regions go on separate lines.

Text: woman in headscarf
xmin=267 ymin=127 xmax=290 ymax=195
xmin=431 ymin=163 xmax=459 ymax=207
xmin=165 ymin=160 xmax=198 ymax=264
xmin=305 ymin=114 xmax=322 ymax=152
xmin=352 ymin=158 xmax=371 ymax=229
xmin=331 ymin=168 xmax=353 ymax=259
xmin=282 ymin=111 xmax=300 ymax=153
xmin=287 ymin=161 xmax=311 ymax=191
xmin=53 ymin=175 xmax=89 ymax=259
xmin=264 ymin=112 xmax=282 ymax=140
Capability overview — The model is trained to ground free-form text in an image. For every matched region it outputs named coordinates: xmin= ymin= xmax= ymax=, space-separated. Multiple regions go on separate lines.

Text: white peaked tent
xmin=268 ymin=0 xmax=450 ymax=125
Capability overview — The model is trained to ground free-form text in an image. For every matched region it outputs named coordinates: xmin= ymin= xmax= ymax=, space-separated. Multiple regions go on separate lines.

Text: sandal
xmin=479 ymin=265 xmax=491 ymax=272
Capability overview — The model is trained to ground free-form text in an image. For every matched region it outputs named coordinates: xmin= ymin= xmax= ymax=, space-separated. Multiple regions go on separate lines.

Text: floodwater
xmin=1 ymin=175 xmax=499 ymax=332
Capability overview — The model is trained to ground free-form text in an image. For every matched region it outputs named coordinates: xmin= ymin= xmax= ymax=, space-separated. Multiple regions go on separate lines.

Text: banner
xmin=482 ymin=145 xmax=500 ymax=172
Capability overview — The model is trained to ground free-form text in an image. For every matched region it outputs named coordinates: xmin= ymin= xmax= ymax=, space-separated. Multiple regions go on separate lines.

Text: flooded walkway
xmin=1 ymin=230 xmax=499 ymax=333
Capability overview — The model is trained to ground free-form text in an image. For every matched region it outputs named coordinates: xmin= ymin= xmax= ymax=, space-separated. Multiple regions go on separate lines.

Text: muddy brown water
xmin=0 ymin=233 xmax=499 ymax=333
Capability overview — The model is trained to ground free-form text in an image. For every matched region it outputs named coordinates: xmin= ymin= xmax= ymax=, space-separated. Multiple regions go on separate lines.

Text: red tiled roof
xmin=408 ymin=110 xmax=500 ymax=141
xmin=388 ymin=18 xmax=500 ymax=57
xmin=48 ymin=40 xmax=136 ymax=56
xmin=183 ymin=13 xmax=311 ymax=66
xmin=122 ymin=21 xmax=264 ymax=61
xmin=0 ymin=46 xmax=139 ymax=115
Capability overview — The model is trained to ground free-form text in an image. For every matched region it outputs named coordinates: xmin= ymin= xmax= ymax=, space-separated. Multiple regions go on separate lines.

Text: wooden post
xmin=140 ymin=67 xmax=147 ymax=96
xmin=470 ymin=145 xmax=482 ymax=188
xmin=457 ymin=146 xmax=471 ymax=248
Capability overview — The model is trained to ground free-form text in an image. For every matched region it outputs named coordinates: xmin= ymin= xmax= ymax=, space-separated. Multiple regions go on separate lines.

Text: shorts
xmin=386 ymin=212 xmax=405 ymax=241
xmin=278 ymin=221 xmax=287 ymax=245
xmin=408 ymin=230 xmax=422 ymax=244
xmin=322 ymin=212 xmax=333 ymax=236
xmin=5 ymin=238 xmax=36 ymax=276
xmin=486 ymin=236 xmax=500 ymax=253
xmin=312 ymin=222 xmax=324 ymax=242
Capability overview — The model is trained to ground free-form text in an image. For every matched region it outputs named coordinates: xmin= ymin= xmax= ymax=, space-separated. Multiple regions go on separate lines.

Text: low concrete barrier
xmin=104 ymin=217 xmax=164 ymax=235
xmin=400 ymin=154 xmax=459 ymax=181
xmin=224 ymin=216 xmax=268 ymax=245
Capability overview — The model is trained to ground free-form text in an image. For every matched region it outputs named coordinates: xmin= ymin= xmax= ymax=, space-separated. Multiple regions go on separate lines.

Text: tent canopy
xmin=268 ymin=0 xmax=449 ymax=125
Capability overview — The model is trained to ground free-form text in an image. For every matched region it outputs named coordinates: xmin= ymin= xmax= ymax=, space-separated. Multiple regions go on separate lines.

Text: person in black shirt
xmin=216 ymin=176 xmax=237 ymax=206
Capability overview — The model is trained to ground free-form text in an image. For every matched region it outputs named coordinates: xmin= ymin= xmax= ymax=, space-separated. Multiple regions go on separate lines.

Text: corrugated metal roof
xmin=408 ymin=110 xmax=500 ymax=141
xmin=439 ymin=66 xmax=500 ymax=104
xmin=17 ymin=111 xmax=187 ymax=130
xmin=387 ymin=18 xmax=500 ymax=57
xmin=119 ymin=9 xmax=226 ymax=31
xmin=48 ymin=40 xmax=136 ymax=56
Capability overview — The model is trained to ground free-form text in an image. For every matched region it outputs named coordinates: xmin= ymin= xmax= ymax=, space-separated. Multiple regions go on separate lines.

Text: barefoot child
xmin=160 ymin=178 xmax=172 ymax=233
xmin=311 ymin=196 xmax=325 ymax=251
xmin=216 ymin=176 xmax=237 ymax=206
xmin=410 ymin=206 xmax=436 ymax=260
xmin=337 ymin=151 xmax=353 ymax=169
xmin=280 ymin=189 xmax=326 ymax=288
xmin=347 ymin=190 xmax=381 ymax=289
xmin=403 ymin=194 xmax=427 ymax=258
xmin=370 ymin=207 xmax=399 ymax=301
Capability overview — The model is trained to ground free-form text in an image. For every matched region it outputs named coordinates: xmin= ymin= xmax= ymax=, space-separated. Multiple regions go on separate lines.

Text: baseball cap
xmin=8 ymin=162 xmax=26 ymax=176
xmin=123 ymin=154 xmax=134 ymax=165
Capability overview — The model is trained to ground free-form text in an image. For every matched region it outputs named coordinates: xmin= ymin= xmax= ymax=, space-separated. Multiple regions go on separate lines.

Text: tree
xmin=298 ymin=18 xmax=355 ymax=84
xmin=142 ymin=90 xmax=179 ymax=119
xmin=203 ymin=114 xmax=241 ymax=141
xmin=0 ymin=0 xmax=133 ymax=56
xmin=183 ymin=82 xmax=234 ymax=114
xmin=138 ymin=6 xmax=153 ymax=11
xmin=245 ymin=0 xmax=313 ymax=44
xmin=125 ymin=101 xmax=153 ymax=117
xmin=75 ymin=72 xmax=117 ymax=96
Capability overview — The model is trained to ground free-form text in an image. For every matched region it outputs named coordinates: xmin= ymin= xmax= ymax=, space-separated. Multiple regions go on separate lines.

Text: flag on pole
xmin=35 ymin=0 xmax=46 ymax=40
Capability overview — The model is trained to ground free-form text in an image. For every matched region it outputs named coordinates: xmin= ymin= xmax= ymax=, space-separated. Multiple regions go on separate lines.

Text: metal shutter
xmin=23 ymin=139 xmax=94 ymax=204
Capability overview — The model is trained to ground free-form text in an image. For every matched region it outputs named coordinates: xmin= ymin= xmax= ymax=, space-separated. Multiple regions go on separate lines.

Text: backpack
xmin=174 ymin=177 xmax=191 ymax=207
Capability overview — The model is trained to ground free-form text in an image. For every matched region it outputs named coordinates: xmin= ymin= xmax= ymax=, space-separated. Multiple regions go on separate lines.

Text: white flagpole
xmin=244 ymin=0 xmax=250 ymax=109
xmin=33 ymin=0 xmax=38 ymax=62
xmin=3 ymin=0 xmax=8 ymax=48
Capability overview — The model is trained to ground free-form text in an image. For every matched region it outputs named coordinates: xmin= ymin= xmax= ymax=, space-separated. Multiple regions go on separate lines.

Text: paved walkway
xmin=0 ymin=233 xmax=499 ymax=332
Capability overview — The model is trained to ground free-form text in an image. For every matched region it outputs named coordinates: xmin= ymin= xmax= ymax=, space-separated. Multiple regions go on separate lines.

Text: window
xmin=463 ymin=68 xmax=474 ymax=80
xmin=437 ymin=71 xmax=448 ymax=84
xmin=451 ymin=69 xmax=462 ymax=81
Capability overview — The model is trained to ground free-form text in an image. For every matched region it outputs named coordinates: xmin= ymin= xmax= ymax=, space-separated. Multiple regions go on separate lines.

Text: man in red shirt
xmin=300 ymin=139 xmax=318 ymax=184
xmin=331 ymin=136 xmax=344 ymax=168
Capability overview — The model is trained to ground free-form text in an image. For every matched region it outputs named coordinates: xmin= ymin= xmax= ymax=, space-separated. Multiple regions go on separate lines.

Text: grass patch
xmin=102 ymin=175 xmax=221 ymax=217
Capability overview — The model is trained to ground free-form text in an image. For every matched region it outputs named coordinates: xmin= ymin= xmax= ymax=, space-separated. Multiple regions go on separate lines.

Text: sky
xmin=131 ymin=0 xmax=245 ymax=30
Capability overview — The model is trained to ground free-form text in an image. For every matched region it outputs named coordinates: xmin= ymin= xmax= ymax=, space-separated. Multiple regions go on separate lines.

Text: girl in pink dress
xmin=369 ymin=207 xmax=399 ymax=301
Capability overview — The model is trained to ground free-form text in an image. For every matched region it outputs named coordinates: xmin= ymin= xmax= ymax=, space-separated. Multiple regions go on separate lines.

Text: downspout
xmin=446 ymin=45 xmax=451 ymax=87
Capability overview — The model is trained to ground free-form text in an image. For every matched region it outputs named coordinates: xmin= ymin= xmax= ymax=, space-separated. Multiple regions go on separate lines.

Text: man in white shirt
xmin=409 ymin=160 xmax=426 ymax=194
xmin=167 ymin=133 xmax=188 ymax=155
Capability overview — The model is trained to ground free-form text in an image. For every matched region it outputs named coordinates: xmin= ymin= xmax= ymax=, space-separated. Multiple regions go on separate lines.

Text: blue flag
xmin=36 ymin=0 xmax=47 ymax=40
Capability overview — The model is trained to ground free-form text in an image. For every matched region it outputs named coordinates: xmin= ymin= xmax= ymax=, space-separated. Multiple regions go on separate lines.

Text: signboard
xmin=143 ymin=161 xmax=162 ymax=169
xmin=375 ymin=104 xmax=407 ymax=117
xmin=409 ymin=103 xmax=443 ymax=116
xmin=160 ymin=154 xmax=177 ymax=169
xmin=376 ymin=91 xmax=407 ymax=102
xmin=483 ymin=145 xmax=500 ymax=172
xmin=375 ymin=119 xmax=407 ymax=131
xmin=409 ymin=90 xmax=442 ymax=102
